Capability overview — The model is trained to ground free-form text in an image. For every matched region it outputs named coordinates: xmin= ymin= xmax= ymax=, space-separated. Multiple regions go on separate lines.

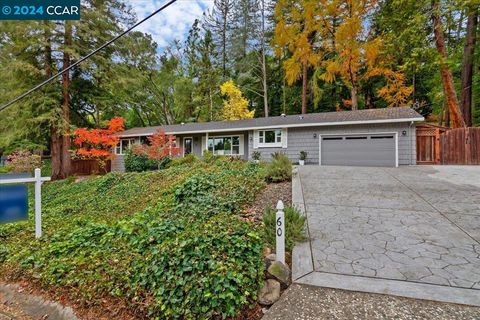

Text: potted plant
xmin=252 ymin=151 xmax=261 ymax=163
xmin=299 ymin=151 xmax=307 ymax=166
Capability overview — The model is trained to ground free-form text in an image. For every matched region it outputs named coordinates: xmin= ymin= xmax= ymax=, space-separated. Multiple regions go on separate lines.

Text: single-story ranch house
xmin=112 ymin=107 xmax=424 ymax=172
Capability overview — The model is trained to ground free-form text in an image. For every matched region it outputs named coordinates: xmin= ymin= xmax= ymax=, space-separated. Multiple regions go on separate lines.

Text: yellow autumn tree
xmin=318 ymin=0 xmax=413 ymax=109
xmin=272 ymin=0 xmax=323 ymax=114
xmin=220 ymin=80 xmax=254 ymax=120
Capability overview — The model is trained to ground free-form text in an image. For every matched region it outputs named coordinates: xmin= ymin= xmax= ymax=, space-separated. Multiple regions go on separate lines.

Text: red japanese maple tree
xmin=134 ymin=129 xmax=181 ymax=168
xmin=73 ymin=117 xmax=125 ymax=171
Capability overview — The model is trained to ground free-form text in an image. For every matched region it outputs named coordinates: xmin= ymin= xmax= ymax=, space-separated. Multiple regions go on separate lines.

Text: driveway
xmin=292 ymin=165 xmax=480 ymax=306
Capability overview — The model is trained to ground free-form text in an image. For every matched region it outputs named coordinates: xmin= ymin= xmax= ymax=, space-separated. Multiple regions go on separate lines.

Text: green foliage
xmin=41 ymin=159 xmax=51 ymax=177
xmin=263 ymin=206 xmax=307 ymax=251
xmin=168 ymin=153 xmax=197 ymax=167
xmin=0 ymin=166 xmax=11 ymax=174
xmin=124 ymin=148 xmax=158 ymax=172
xmin=265 ymin=153 xmax=292 ymax=182
xmin=202 ymin=150 xmax=219 ymax=163
xmin=251 ymin=151 xmax=261 ymax=161
xmin=0 ymin=160 xmax=266 ymax=319
xmin=299 ymin=151 xmax=307 ymax=161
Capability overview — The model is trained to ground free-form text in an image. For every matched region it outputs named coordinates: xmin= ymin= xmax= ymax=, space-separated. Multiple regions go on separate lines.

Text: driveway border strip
xmin=291 ymin=167 xmax=315 ymax=281
xmin=295 ymin=271 xmax=480 ymax=307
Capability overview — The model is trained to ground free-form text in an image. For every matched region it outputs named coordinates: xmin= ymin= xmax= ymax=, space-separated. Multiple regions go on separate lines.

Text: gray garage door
xmin=321 ymin=134 xmax=396 ymax=167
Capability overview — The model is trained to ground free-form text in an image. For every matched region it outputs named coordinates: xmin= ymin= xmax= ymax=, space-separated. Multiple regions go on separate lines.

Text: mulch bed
xmin=240 ymin=181 xmax=292 ymax=223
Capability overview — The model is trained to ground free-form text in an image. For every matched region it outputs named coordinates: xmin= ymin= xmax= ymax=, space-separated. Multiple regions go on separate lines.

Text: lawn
xmin=0 ymin=158 xmax=266 ymax=319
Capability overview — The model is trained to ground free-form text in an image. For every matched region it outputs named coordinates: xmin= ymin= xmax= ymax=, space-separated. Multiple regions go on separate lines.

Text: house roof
xmin=118 ymin=107 xmax=424 ymax=137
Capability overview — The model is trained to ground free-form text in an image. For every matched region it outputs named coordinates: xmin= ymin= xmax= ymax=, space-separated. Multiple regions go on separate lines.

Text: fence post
xmin=276 ymin=200 xmax=285 ymax=264
xmin=34 ymin=168 xmax=42 ymax=239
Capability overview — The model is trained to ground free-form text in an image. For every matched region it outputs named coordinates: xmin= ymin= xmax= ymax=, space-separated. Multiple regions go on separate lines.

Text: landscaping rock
xmin=266 ymin=253 xmax=277 ymax=261
xmin=265 ymin=253 xmax=277 ymax=269
xmin=267 ymin=261 xmax=291 ymax=289
xmin=258 ymin=279 xmax=281 ymax=306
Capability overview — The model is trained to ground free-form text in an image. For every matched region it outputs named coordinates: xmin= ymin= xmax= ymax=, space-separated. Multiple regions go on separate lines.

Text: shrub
xmin=168 ymin=153 xmax=197 ymax=167
xmin=252 ymin=151 xmax=261 ymax=161
xmin=299 ymin=151 xmax=308 ymax=161
xmin=263 ymin=205 xmax=307 ymax=251
xmin=0 ymin=166 xmax=11 ymax=174
xmin=202 ymin=150 xmax=218 ymax=163
xmin=5 ymin=150 xmax=41 ymax=173
xmin=265 ymin=153 xmax=292 ymax=182
xmin=124 ymin=148 xmax=157 ymax=172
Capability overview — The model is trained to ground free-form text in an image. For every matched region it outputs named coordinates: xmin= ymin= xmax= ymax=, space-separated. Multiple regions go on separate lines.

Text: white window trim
xmin=115 ymin=138 xmax=137 ymax=155
xmin=257 ymin=129 xmax=283 ymax=148
xmin=206 ymin=134 xmax=244 ymax=156
xmin=318 ymin=132 xmax=398 ymax=167
xmin=182 ymin=137 xmax=193 ymax=157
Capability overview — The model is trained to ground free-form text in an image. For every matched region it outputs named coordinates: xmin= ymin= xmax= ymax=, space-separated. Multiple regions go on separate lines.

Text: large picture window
xmin=258 ymin=129 xmax=282 ymax=147
xmin=207 ymin=136 xmax=241 ymax=155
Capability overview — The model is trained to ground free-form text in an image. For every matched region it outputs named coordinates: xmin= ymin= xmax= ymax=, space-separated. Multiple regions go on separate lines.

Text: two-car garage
xmin=320 ymin=133 xmax=397 ymax=167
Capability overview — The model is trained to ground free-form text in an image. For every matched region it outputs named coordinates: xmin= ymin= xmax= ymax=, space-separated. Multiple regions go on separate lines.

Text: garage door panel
xmin=321 ymin=135 xmax=396 ymax=167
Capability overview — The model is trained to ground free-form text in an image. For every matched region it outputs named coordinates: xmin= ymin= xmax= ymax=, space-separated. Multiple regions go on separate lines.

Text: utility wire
xmin=0 ymin=0 xmax=177 ymax=113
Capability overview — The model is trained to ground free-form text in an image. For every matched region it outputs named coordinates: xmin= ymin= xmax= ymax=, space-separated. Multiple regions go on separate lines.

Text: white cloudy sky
xmin=125 ymin=0 xmax=214 ymax=48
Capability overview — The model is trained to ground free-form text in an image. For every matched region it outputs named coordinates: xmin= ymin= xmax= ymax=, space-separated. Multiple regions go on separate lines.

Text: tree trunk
xmin=301 ymin=62 xmax=307 ymax=114
xmin=45 ymin=20 xmax=62 ymax=180
xmin=209 ymin=88 xmax=213 ymax=121
xmin=431 ymin=0 xmax=466 ymax=128
xmin=261 ymin=0 xmax=269 ymax=117
xmin=460 ymin=8 xmax=478 ymax=127
xmin=222 ymin=7 xmax=228 ymax=79
xmin=351 ymin=86 xmax=358 ymax=111
xmin=61 ymin=21 xmax=72 ymax=178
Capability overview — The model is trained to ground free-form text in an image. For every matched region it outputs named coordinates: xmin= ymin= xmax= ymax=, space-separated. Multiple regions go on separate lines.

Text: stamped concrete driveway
xmin=292 ymin=165 xmax=480 ymax=306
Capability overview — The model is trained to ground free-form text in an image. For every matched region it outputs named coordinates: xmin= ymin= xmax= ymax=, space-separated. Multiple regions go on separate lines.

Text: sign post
xmin=0 ymin=168 xmax=51 ymax=238
xmin=276 ymin=200 xmax=285 ymax=264
xmin=34 ymin=168 xmax=43 ymax=238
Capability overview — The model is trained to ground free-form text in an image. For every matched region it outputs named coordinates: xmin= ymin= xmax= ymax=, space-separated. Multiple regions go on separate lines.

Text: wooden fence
xmin=439 ymin=127 xmax=480 ymax=165
xmin=416 ymin=126 xmax=441 ymax=164
xmin=71 ymin=159 xmax=111 ymax=176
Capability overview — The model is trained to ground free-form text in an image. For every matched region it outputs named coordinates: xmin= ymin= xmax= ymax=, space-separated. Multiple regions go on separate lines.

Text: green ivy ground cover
xmin=0 ymin=159 xmax=266 ymax=319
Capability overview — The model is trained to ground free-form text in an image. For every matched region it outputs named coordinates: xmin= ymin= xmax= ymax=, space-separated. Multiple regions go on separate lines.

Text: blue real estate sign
xmin=0 ymin=182 xmax=28 ymax=224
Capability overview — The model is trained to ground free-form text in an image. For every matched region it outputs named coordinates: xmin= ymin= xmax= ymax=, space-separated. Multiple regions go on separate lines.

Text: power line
xmin=0 ymin=0 xmax=177 ymax=113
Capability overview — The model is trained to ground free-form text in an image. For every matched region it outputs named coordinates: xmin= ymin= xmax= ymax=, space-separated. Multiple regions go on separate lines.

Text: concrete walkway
xmin=0 ymin=283 xmax=78 ymax=320
xmin=263 ymin=283 xmax=480 ymax=320
xmin=292 ymin=166 xmax=480 ymax=306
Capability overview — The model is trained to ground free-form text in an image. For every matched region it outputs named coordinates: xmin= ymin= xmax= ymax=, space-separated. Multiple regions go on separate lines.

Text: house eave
xmin=118 ymin=117 xmax=425 ymax=138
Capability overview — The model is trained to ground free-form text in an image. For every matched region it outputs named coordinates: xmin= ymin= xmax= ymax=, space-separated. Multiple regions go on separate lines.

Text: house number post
xmin=276 ymin=200 xmax=285 ymax=264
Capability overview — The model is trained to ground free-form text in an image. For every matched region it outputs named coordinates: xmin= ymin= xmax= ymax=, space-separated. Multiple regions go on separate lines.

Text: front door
xmin=183 ymin=137 xmax=193 ymax=156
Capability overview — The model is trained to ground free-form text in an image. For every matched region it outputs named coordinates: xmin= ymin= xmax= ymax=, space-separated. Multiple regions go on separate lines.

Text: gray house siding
xmin=112 ymin=155 xmax=125 ymax=172
xmin=248 ymin=122 xmax=416 ymax=165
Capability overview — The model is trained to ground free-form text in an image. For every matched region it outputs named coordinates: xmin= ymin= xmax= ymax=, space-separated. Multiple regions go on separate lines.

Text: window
xmin=207 ymin=136 xmax=241 ymax=155
xmin=115 ymin=138 xmax=136 ymax=155
xmin=323 ymin=137 xmax=343 ymax=141
xmin=258 ymin=129 xmax=282 ymax=147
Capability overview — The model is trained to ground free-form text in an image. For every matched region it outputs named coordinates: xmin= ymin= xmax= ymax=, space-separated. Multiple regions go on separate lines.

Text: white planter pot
xmin=299 ymin=160 xmax=305 ymax=166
